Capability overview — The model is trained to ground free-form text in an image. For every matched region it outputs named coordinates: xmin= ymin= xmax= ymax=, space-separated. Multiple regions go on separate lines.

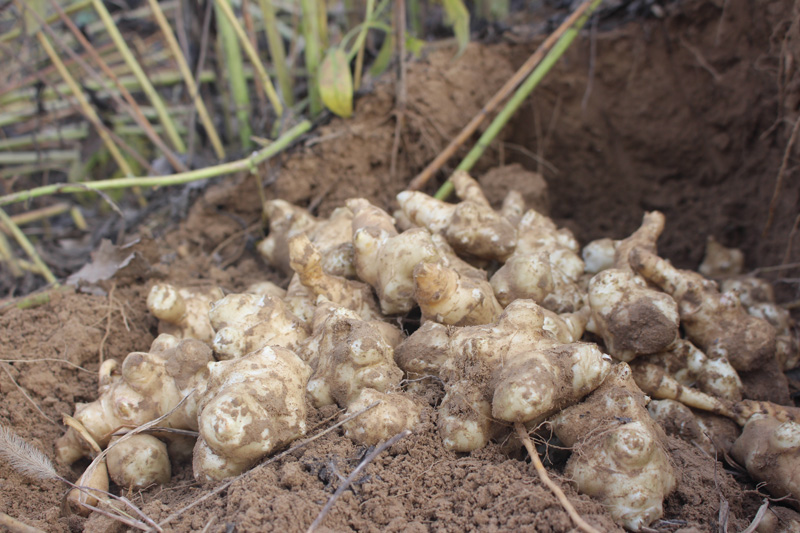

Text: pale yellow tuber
xmin=722 ymin=276 xmax=799 ymax=371
xmin=258 ymin=200 xmax=356 ymax=278
xmin=146 ymin=283 xmax=223 ymax=343
xmin=106 ymin=434 xmax=171 ymax=489
xmin=56 ymin=335 xmax=214 ymax=465
xmin=349 ymin=198 xmax=442 ymax=314
xmin=413 ymin=261 xmax=503 ymax=326
xmin=698 ymin=236 xmax=744 ymax=279
xmin=209 ymin=293 xmax=309 ymax=359
xmin=301 ymin=301 xmax=403 ymax=408
xmin=586 ymin=212 xmax=680 ymax=361
xmin=342 ymin=388 xmax=422 ymax=446
xmin=731 ymin=414 xmax=800 ymax=506
xmin=633 ymin=338 xmax=742 ymax=402
xmin=490 ymin=207 xmax=585 ymax=313
xmin=499 ymin=190 xmax=526 ymax=227
xmin=288 ymin=232 xmax=383 ymax=321
xmin=396 ymin=181 xmax=517 ymax=261
xmin=552 ymin=364 xmax=677 ymax=531
xmin=193 ymin=345 xmax=311 ymax=481
xmin=631 ymin=246 xmax=777 ymax=371
xmin=66 ymin=459 xmax=110 ymax=517
xmin=436 ymin=300 xmax=611 ymax=451
xmin=582 ymin=238 xmax=617 ymax=275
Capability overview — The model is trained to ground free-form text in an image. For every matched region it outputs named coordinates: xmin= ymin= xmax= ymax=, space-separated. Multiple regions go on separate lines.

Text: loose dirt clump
xmin=1 ymin=0 xmax=799 ymax=531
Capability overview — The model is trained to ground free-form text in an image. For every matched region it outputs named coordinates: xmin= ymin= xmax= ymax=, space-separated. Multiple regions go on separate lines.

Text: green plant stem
xmin=301 ymin=0 xmax=322 ymax=116
xmin=215 ymin=0 xmax=283 ymax=116
xmin=0 ymin=0 xmax=91 ymax=43
xmin=0 ymin=207 xmax=57 ymax=284
xmin=0 ymin=120 xmax=311 ymax=207
xmin=0 ymin=125 xmax=88 ymax=150
xmin=352 ymin=0 xmax=375 ymax=90
xmin=258 ymin=0 xmax=294 ymax=106
xmin=0 ymin=151 xmax=79 ymax=165
xmin=215 ymin=0 xmax=253 ymax=149
xmin=90 ymin=0 xmax=187 ymax=153
xmin=434 ymin=0 xmax=602 ymax=200
xmin=147 ymin=0 xmax=226 ymax=159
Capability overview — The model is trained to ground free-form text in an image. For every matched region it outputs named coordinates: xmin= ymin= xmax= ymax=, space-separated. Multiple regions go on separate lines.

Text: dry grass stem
xmin=0 ymin=511 xmax=46 ymax=533
xmin=514 ymin=422 xmax=600 ymax=533
xmin=307 ymin=429 xmax=412 ymax=533
xmin=155 ymin=401 xmax=382 ymax=530
xmin=0 ymin=364 xmax=58 ymax=425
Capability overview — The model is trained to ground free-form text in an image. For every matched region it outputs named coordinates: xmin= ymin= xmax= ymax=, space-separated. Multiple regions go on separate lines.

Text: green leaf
xmin=370 ymin=34 xmax=394 ymax=77
xmin=319 ymin=48 xmax=354 ymax=118
xmin=441 ymin=0 xmax=470 ymax=57
xmin=405 ymin=35 xmax=426 ymax=57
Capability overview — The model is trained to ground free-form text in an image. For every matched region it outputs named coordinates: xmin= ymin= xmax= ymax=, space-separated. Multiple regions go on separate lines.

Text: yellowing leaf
xmin=318 ymin=48 xmax=353 ymax=118
xmin=406 ymin=36 xmax=426 ymax=57
xmin=441 ymin=0 xmax=470 ymax=57
xmin=370 ymin=35 xmax=394 ymax=77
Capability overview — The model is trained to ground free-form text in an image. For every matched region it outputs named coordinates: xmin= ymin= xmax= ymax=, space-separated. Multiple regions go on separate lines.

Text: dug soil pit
xmin=1 ymin=0 xmax=799 ymax=531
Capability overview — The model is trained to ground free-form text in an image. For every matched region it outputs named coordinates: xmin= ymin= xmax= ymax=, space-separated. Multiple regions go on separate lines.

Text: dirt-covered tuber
xmin=193 ymin=345 xmax=311 ymax=481
xmin=56 ymin=335 xmax=214 ymax=465
xmin=553 ymin=364 xmax=677 ymax=531
xmin=106 ymin=434 xmax=171 ymax=489
xmin=631 ymin=247 xmax=777 ymax=371
xmin=414 ymin=260 xmax=503 ymax=326
xmin=147 ymin=283 xmax=223 ymax=343
xmin=209 ymin=293 xmax=309 ymax=359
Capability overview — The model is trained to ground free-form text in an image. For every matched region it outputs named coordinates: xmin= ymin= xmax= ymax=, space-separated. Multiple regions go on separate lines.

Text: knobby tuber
xmin=194 ymin=346 xmax=311 ymax=481
xmin=631 ymin=247 xmax=776 ymax=372
xmin=348 ymin=198 xmax=441 ymax=314
xmin=413 ymin=260 xmax=503 ymax=326
xmin=731 ymin=415 xmax=800 ymax=506
xmin=396 ymin=174 xmax=517 ymax=261
xmin=209 ymin=292 xmax=308 ymax=359
xmin=146 ymin=283 xmax=224 ymax=343
xmin=106 ymin=434 xmax=171 ymax=489
xmin=288 ymin=232 xmax=383 ymax=321
xmin=437 ymin=300 xmax=611 ymax=451
xmin=586 ymin=212 xmax=680 ymax=361
xmin=553 ymin=364 xmax=677 ymax=531
xmin=257 ymin=200 xmax=355 ymax=278
xmin=56 ymin=335 xmax=214 ymax=465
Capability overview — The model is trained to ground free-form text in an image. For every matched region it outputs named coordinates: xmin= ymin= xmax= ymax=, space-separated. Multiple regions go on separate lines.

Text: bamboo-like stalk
xmin=428 ymin=0 xmax=603 ymax=200
xmin=0 ymin=150 xmax=79 ymax=165
xmin=90 ymin=0 xmax=187 ymax=153
xmin=5 ymin=203 xmax=71 ymax=228
xmin=352 ymin=0 xmax=375 ymax=91
xmin=408 ymin=0 xmax=421 ymax=36
xmin=0 ymin=125 xmax=88 ymax=150
xmin=0 ymin=207 xmax=57 ymax=284
xmin=215 ymin=0 xmax=253 ymax=148
xmin=0 ymin=231 xmax=24 ymax=278
xmin=241 ymin=0 xmax=269 ymax=112
xmin=0 ymin=0 xmax=91 ymax=43
xmin=0 ymin=163 xmax=65 ymax=178
xmin=301 ymin=0 xmax=323 ymax=116
xmin=0 ymin=120 xmax=311 ymax=207
xmin=215 ymin=0 xmax=283 ymax=117
xmin=146 ymin=0 xmax=225 ymax=159
xmin=32 ymin=31 xmax=135 ymax=176
xmin=45 ymin=0 xmax=189 ymax=172
xmin=317 ymin=0 xmax=329 ymax=49
xmin=258 ymin=0 xmax=294 ymax=106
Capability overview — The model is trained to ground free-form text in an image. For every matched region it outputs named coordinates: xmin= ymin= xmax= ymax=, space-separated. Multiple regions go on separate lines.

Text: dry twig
xmin=514 ymin=422 xmax=600 ymax=533
xmin=306 ymin=429 xmax=412 ymax=533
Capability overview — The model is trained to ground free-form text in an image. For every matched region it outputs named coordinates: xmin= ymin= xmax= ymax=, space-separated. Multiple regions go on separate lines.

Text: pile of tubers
xmin=56 ymin=169 xmax=800 ymax=531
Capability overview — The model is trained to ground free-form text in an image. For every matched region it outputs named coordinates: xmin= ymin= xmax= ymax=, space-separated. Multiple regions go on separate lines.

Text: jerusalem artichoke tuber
xmin=631 ymin=247 xmax=777 ymax=371
xmin=552 ymin=364 xmax=677 ymax=531
xmin=146 ymin=283 xmax=223 ymax=343
xmin=193 ymin=345 xmax=311 ymax=481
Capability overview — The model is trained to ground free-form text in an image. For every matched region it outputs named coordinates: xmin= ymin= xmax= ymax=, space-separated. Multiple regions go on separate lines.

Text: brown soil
xmin=2 ymin=0 xmax=799 ymax=531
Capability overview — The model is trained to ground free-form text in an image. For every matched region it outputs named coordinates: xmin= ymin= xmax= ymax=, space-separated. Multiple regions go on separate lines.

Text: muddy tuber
xmin=209 ymin=292 xmax=309 ymax=359
xmin=106 ymin=434 xmax=171 ymax=489
xmin=146 ymin=283 xmax=224 ymax=343
xmin=55 ymin=335 xmax=214 ymax=465
xmin=193 ymin=345 xmax=311 ymax=481
xmin=631 ymin=247 xmax=777 ymax=372
xmin=553 ymin=364 xmax=677 ymax=531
